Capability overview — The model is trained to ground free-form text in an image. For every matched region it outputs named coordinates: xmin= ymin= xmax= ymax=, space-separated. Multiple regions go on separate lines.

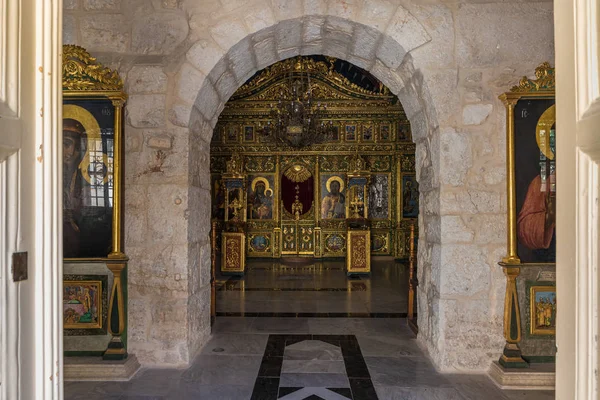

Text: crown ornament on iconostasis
xmin=62 ymin=45 xmax=123 ymax=91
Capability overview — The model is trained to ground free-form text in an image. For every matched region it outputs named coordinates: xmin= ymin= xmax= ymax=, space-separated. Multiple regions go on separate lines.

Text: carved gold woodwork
xmin=211 ymin=56 xmax=418 ymax=259
xmin=347 ymin=230 xmax=371 ymax=274
xmin=222 ymin=233 xmax=245 ymax=275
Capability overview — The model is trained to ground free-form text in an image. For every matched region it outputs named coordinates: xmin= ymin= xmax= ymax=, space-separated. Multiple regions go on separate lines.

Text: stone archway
xmin=182 ymin=14 xmax=444 ymax=369
xmin=108 ymin=0 xmax=554 ymax=373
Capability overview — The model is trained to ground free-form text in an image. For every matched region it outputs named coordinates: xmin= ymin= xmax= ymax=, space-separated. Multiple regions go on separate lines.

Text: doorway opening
xmin=209 ymin=56 xmax=419 ymax=318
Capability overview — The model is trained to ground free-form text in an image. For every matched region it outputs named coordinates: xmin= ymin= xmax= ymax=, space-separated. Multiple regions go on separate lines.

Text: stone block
xmin=254 ymin=36 xmax=279 ymax=70
xmin=187 ymin=39 xmax=226 ymax=76
xmin=423 ymin=69 xmax=459 ymax=125
xmin=131 ymin=12 xmax=188 ymax=55
xmin=276 ymin=19 xmax=303 ymax=54
xmin=463 ymin=104 xmax=493 ymax=126
xmin=80 ymin=14 xmax=129 ymax=52
xmin=376 ymin=35 xmax=407 ymax=70
xmin=271 ymin=0 xmax=303 ymax=20
xmin=127 ymin=94 xmax=166 ymax=128
xmin=356 ymin=0 xmax=396 ymax=32
xmin=210 ymin=18 xmax=249 ymax=51
xmin=228 ymin=37 xmax=256 ymax=84
xmin=127 ymin=245 xmax=189 ymax=292
xmin=124 ymin=184 xmax=148 ymax=245
xmin=194 ymin=82 xmax=222 ymax=122
xmin=408 ymin=4 xmax=454 ymax=69
xmin=63 ymin=14 xmax=77 ymax=45
xmin=327 ymin=0 xmax=360 ymax=19
xmin=441 ymin=215 xmax=474 ymax=243
xmin=385 ymin=6 xmax=431 ymax=54
xmin=83 ymin=0 xmax=120 ymax=10
xmin=244 ymin=6 xmax=277 ymax=32
xmin=147 ymin=184 xmax=189 ymax=243
xmin=440 ymin=127 xmax=472 ymax=186
xmin=125 ymin=129 xmax=143 ymax=153
xmin=464 ymin=214 xmax=506 ymax=245
xmin=176 ymin=63 xmax=206 ymax=104
xmin=168 ymin=103 xmax=192 ymax=128
xmin=303 ymin=0 xmax=326 ymax=15
xmin=350 ymin=25 xmax=380 ymax=63
xmin=150 ymin=297 xmax=189 ymax=341
xmin=127 ymin=66 xmax=168 ymax=94
xmin=440 ymin=244 xmax=490 ymax=297
xmin=456 ymin=3 xmax=554 ymax=68
xmin=370 ymin=60 xmax=405 ymax=96
xmin=146 ymin=134 xmax=173 ymax=150
xmin=303 ymin=16 xmax=324 ymax=44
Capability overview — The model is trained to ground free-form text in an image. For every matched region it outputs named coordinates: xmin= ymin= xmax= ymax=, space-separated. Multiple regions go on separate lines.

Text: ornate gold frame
xmin=499 ymin=62 xmax=555 ymax=265
xmin=529 ymin=285 xmax=556 ymax=336
xmin=63 ymin=280 xmax=103 ymax=330
xmin=62 ymin=44 xmax=127 ymax=262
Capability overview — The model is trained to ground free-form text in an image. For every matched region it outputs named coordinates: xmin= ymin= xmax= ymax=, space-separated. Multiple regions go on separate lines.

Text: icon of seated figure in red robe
xmin=517 ymin=174 xmax=556 ymax=251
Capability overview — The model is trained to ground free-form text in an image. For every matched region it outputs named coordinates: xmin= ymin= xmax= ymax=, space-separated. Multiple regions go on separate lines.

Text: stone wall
xmin=63 ymin=0 xmax=554 ymax=371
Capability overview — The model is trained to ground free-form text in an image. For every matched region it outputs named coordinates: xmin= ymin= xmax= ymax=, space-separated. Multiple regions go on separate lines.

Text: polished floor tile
xmin=65 ymin=318 xmax=555 ymax=400
xmin=217 ymin=259 xmax=409 ymax=316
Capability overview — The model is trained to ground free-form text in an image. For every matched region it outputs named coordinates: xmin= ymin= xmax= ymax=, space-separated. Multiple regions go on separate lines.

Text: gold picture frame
xmin=500 ymin=62 xmax=555 ymax=265
xmin=62 ymin=45 xmax=127 ymax=261
xmin=63 ymin=280 xmax=103 ymax=330
xmin=529 ymin=285 xmax=556 ymax=335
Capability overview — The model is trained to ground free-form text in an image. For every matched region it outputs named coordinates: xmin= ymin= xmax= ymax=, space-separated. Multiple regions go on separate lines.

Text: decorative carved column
xmin=103 ymin=260 xmax=128 ymax=360
xmin=498 ymin=263 xmax=528 ymax=368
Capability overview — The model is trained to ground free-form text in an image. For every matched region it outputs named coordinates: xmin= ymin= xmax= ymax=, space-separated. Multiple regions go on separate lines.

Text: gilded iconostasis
xmin=210 ymin=56 xmax=418 ymax=259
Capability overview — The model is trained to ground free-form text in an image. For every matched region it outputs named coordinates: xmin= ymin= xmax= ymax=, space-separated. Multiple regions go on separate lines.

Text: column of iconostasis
xmin=209 ymin=57 xmax=419 ymax=274
xmin=62 ymin=45 xmax=128 ymax=360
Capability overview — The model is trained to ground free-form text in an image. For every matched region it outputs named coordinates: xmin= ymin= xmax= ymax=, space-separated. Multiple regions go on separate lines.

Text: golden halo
xmin=326 ymin=176 xmax=345 ymax=193
xmin=251 ymin=176 xmax=270 ymax=192
xmin=265 ymin=188 xmax=273 ymax=197
xmin=536 ymin=104 xmax=556 ymax=160
xmin=63 ymin=104 xmax=104 ymax=184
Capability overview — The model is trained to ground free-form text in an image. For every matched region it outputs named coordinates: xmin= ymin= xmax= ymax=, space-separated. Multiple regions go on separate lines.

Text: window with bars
xmin=86 ymin=129 xmax=114 ymax=207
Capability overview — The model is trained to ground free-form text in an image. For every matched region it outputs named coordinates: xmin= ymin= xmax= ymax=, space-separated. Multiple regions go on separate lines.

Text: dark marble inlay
xmin=251 ymin=334 xmax=378 ymax=400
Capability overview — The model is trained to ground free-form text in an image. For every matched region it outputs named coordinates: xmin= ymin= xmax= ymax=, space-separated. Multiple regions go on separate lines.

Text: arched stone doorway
xmin=181 ymin=14 xmax=443 ymax=368
xmin=109 ymin=1 xmax=554 ymax=372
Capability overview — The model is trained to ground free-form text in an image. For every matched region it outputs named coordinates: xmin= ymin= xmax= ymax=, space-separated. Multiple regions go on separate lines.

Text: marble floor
xmin=64 ymin=317 xmax=555 ymax=400
xmin=216 ymin=258 xmax=409 ymax=316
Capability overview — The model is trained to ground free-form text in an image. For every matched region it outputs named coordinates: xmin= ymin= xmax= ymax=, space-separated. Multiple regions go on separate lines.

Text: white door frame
xmin=555 ymin=0 xmax=600 ymax=398
xmin=0 ymin=0 xmax=63 ymax=398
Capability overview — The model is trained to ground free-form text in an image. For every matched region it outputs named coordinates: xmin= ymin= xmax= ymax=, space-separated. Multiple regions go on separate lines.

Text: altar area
xmin=210 ymin=56 xmax=418 ymax=276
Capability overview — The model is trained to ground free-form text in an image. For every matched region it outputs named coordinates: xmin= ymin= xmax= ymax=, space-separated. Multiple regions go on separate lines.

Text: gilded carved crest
xmin=510 ymin=62 xmax=555 ymax=93
xmin=62 ymin=45 xmax=124 ymax=91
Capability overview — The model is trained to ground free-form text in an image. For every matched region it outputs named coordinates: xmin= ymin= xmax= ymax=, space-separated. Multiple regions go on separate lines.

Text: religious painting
xmin=345 ymin=124 xmax=356 ymax=141
xmin=380 ymin=123 xmax=391 ymax=141
xmin=63 ymin=99 xmax=116 ymax=259
xmin=63 ymin=279 xmax=103 ymax=330
xmin=226 ymin=124 xmax=239 ymax=143
xmin=247 ymin=175 xmax=275 ymax=220
xmin=514 ymin=99 xmax=556 ymax=263
xmin=398 ymin=122 xmax=411 ymax=141
xmin=401 ymin=174 xmax=419 ymax=218
xmin=211 ymin=175 xmax=226 ymax=220
xmin=249 ymin=234 xmax=271 ymax=253
xmin=369 ymin=174 xmax=390 ymax=219
xmin=362 ymin=124 xmax=374 ymax=141
xmin=371 ymin=233 xmax=389 ymax=253
xmin=244 ymin=125 xmax=255 ymax=142
xmin=529 ymin=285 xmax=556 ymax=335
xmin=320 ymin=174 xmax=347 ymax=219
xmin=324 ymin=233 xmax=346 ymax=253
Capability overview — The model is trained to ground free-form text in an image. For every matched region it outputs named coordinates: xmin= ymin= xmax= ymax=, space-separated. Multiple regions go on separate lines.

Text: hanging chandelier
xmin=258 ymin=59 xmax=336 ymax=148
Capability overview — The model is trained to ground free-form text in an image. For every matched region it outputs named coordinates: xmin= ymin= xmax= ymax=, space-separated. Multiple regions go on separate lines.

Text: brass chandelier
xmin=258 ymin=60 xmax=336 ymax=148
